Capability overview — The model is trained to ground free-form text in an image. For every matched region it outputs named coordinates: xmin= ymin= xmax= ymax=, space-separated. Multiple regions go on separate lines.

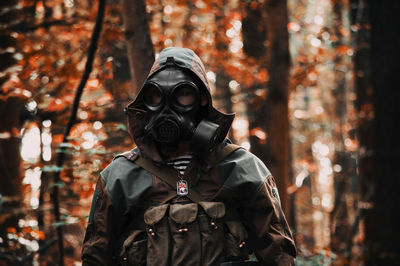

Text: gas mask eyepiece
xmin=142 ymin=81 xmax=200 ymax=112
xmin=143 ymin=83 xmax=163 ymax=109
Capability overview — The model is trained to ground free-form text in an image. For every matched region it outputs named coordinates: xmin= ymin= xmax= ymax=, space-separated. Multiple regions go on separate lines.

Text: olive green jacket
xmin=82 ymin=144 xmax=296 ymax=265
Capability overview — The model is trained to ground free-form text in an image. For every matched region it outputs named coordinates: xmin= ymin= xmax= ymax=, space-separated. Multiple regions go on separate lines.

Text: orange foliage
xmin=250 ymin=127 xmax=267 ymax=144
xmin=335 ymin=45 xmax=351 ymax=55
xmin=52 ymin=134 xmax=64 ymax=144
xmin=96 ymin=92 xmax=113 ymax=106
xmin=21 ymin=227 xmax=32 ymax=234
xmin=31 ymin=230 xmax=46 ymax=240
xmin=7 ymin=227 xmax=16 ymax=234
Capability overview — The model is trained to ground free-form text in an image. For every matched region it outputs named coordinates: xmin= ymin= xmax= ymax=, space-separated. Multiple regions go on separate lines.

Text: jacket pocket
xmin=169 ymin=203 xmax=201 ymax=266
xmin=119 ymin=230 xmax=147 ymax=266
xmin=144 ymin=204 xmax=170 ymax=266
xmin=224 ymin=220 xmax=249 ymax=262
xmin=198 ymin=201 xmax=226 ymax=266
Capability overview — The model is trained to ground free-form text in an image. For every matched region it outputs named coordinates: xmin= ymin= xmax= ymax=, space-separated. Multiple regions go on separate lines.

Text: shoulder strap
xmin=119 ymin=143 xmax=242 ymax=203
xmin=127 ymin=154 xmax=205 ymax=203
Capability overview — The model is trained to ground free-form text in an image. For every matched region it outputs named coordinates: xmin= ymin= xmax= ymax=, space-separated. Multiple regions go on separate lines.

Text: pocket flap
xmin=120 ymin=230 xmax=144 ymax=256
xmin=199 ymin=201 xmax=226 ymax=219
xmin=144 ymin=204 xmax=169 ymax=225
xmin=169 ymin=203 xmax=198 ymax=224
xmin=225 ymin=220 xmax=248 ymax=241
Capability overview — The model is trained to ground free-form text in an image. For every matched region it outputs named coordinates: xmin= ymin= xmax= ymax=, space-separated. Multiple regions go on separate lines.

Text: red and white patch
xmin=177 ymin=180 xmax=188 ymax=196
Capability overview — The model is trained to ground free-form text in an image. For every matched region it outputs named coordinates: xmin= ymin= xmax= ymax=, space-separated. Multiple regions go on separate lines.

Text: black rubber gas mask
xmin=142 ymin=64 xmax=203 ymax=153
xmin=142 ymin=61 xmax=221 ymax=155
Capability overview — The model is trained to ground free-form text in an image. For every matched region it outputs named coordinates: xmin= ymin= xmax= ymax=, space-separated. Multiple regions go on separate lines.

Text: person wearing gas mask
xmin=82 ymin=47 xmax=296 ymax=265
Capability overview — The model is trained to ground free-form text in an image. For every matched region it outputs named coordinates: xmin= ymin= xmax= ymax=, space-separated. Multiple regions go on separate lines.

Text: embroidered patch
xmin=128 ymin=150 xmax=136 ymax=159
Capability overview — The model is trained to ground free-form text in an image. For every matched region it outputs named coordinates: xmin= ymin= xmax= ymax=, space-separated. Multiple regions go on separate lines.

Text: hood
xmin=125 ymin=47 xmax=235 ymax=162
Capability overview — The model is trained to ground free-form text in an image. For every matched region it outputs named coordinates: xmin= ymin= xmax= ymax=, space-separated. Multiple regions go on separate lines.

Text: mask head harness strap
xmin=166 ymin=56 xmax=175 ymax=66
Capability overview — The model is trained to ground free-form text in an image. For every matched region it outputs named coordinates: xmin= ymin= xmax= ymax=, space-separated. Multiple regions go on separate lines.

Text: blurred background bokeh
xmin=0 ymin=0 xmax=398 ymax=265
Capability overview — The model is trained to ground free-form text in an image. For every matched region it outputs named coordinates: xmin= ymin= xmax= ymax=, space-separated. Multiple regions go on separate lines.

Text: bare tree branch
xmin=50 ymin=0 xmax=106 ymax=265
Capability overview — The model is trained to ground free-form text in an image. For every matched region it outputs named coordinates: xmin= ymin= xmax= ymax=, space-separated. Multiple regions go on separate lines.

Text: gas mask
xmin=142 ymin=59 xmax=220 ymax=155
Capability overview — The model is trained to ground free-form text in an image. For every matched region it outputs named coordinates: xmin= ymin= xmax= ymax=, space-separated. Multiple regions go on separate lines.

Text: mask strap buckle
xmin=166 ymin=56 xmax=175 ymax=66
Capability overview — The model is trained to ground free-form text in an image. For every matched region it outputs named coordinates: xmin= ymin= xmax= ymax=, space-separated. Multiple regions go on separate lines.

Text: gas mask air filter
xmin=191 ymin=119 xmax=221 ymax=156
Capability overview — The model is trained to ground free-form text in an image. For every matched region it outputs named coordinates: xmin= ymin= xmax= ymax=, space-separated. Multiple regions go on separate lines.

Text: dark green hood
xmin=125 ymin=47 xmax=235 ymax=162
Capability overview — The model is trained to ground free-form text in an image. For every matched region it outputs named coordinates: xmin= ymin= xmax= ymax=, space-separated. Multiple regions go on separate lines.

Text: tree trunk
xmin=362 ymin=0 xmax=400 ymax=264
xmin=243 ymin=0 xmax=291 ymax=217
xmin=0 ymin=97 xmax=24 ymax=198
xmin=214 ymin=0 xmax=233 ymax=127
xmin=121 ymin=0 xmax=155 ymax=96
xmin=0 ymin=97 xmax=25 ymax=251
xmin=264 ymin=0 xmax=291 ymax=218
xmin=349 ymin=0 xmax=375 ymax=261
xmin=0 ymin=1 xmax=25 ymax=250
xmin=330 ymin=0 xmax=353 ymax=255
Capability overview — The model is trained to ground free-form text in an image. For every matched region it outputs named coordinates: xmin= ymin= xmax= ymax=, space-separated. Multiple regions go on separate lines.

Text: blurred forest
xmin=0 ymin=0 xmax=398 ymax=265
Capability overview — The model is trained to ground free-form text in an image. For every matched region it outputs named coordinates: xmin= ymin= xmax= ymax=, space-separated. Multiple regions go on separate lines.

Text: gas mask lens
xmin=172 ymin=83 xmax=199 ymax=112
xmin=143 ymin=84 xmax=162 ymax=108
xmin=174 ymin=86 xmax=196 ymax=106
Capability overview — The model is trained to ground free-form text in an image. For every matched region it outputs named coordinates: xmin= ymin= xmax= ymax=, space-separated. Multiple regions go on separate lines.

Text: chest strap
xmin=120 ymin=144 xmax=242 ymax=203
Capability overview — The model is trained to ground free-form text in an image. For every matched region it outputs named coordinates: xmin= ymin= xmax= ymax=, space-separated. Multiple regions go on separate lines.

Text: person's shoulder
xmin=217 ymin=145 xmax=271 ymax=194
xmin=100 ymin=148 xmax=151 ymax=186
xmin=100 ymin=148 xmax=153 ymax=208
xmin=226 ymin=145 xmax=254 ymax=159
xmin=101 ymin=153 xmax=141 ymax=179
xmin=222 ymin=145 xmax=269 ymax=171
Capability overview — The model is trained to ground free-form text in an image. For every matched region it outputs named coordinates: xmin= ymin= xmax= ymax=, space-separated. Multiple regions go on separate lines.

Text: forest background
xmin=0 ymin=0 xmax=398 ymax=265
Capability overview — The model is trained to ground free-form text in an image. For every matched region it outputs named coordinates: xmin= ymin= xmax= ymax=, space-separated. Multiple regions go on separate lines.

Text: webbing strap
xmin=134 ymin=155 xmax=205 ymax=203
xmin=120 ymin=143 xmax=242 ymax=203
